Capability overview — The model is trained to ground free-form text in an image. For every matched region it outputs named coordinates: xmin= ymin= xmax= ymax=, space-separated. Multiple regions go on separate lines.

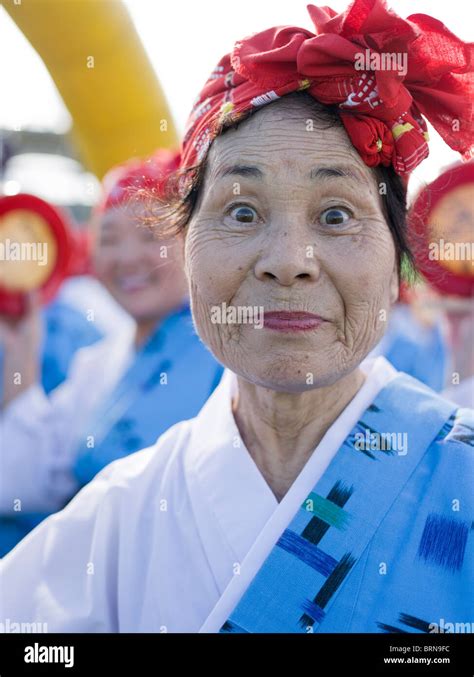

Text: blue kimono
xmin=215 ymin=376 xmax=473 ymax=633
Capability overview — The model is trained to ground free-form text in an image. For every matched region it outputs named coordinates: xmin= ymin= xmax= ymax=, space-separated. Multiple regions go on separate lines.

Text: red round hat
xmin=0 ymin=193 xmax=73 ymax=317
xmin=408 ymin=161 xmax=474 ymax=298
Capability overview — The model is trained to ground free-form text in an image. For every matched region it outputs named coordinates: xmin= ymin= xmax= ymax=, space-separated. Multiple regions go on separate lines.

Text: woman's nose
xmin=254 ymin=227 xmax=320 ymax=286
xmin=112 ymin=240 xmax=145 ymax=265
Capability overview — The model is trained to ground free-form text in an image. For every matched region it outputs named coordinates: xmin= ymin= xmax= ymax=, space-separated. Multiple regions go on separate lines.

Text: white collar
xmin=185 ymin=368 xmax=277 ymax=568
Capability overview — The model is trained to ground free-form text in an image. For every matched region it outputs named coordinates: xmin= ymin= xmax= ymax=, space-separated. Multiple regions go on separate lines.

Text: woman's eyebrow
xmin=213 ymin=164 xmax=369 ymax=188
xmin=216 ymin=164 xmax=264 ymax=180
xmin=309 ymin=166 xmax=366 ymax=182
xmin=99 ymin=222 xmax=115 ymax=233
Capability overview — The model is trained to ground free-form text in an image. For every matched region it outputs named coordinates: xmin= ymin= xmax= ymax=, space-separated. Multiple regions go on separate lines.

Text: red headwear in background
xmin=96 ymin=148 xmax=181 ymax=214
xmin=408 ymin=161 xmax=474 ymax=298
xmin=0 ymin=149 xmax=180 ymax=316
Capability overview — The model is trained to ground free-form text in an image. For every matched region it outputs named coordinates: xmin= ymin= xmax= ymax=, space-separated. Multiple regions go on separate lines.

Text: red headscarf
xmin=180 ymin=0 xmax=473 ymax=176
xmin=96 ymin=148 xmax=181 ymax=214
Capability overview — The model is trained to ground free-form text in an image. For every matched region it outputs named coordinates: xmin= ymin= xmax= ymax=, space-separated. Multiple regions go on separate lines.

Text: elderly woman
xmin=1 ymin=0 xmax=473 ymax=634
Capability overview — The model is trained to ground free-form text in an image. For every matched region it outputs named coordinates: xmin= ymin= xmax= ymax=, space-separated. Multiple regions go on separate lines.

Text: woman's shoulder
xmin=382 ymin=371 xmax=473 ymax=443
xmin=435 ymin=406 xmax=474 ymax=454
xmin=365 ymin=370 xmax=474 ymax=466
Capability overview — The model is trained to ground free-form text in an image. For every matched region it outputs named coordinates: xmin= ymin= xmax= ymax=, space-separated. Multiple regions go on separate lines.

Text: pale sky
xmin=1 ymin=0 xmax=473 ymax=194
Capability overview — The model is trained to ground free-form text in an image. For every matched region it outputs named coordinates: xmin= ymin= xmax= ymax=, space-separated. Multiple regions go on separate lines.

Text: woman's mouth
xmin=263 ymin=311 xmax=327 ymax=332
xmin=117 ymin=273 xmax=152 ymax=293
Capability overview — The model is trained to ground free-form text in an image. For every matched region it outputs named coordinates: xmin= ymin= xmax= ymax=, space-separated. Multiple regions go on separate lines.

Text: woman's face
xmin=185 ymin=99 xmax=399 ymax=391
xmin=93 ymin=205 xmax=188 ymax=322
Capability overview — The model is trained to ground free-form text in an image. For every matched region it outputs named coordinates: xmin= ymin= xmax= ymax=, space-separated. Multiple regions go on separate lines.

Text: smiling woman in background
xmin=1 ymin=0 xmax=473 ymax=633
xmin=0 ymin=150 xmax=222 ymax=556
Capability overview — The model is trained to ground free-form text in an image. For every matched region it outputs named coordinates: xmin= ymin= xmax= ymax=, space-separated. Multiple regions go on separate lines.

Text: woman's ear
xmin=389 ymin=260 xmax=400 ymax=305
xmin=176 ymin=230 xmax=186 ymax=254
xmin=178 ymin=230 xmax=191 ymax=282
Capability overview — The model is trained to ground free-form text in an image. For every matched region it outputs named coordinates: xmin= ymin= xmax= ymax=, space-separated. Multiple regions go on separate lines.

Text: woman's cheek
xmin=187 ymin=275 xmax=242 ymax=365
xmin=185 ymin=221 xmax=248 ymax=304
xmin=91 ymin=253 xmax=112 ymax=286
xmin=324 ymin=230 xmax=396 ymax=355
xmin=185 ymin=227 xmax=219 ymax=301
xmin=325 ymin=222 xmax=395 ymax=283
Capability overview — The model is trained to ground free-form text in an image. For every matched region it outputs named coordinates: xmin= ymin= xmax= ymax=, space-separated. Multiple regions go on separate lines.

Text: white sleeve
xmin=0 ymin=348 xmax=101 ymax=514
xmin=0 ymin=462 xmax=121 ymax=632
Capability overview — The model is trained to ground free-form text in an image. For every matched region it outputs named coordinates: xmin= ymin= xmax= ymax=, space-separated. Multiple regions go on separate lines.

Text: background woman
xmin=0 ymin=150 xmax=223 ymax=555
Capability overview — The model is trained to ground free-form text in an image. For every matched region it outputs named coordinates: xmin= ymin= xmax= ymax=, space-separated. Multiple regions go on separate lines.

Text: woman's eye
xmin=99 ymin=237 xmax=117 ymax=247
xmin=320 ymin=207 xmax=352 ymax=226
xmin=228 ymin=204 xmax=258 ymax=223
xmin=138 ymin=227 xmax=155 ymax=241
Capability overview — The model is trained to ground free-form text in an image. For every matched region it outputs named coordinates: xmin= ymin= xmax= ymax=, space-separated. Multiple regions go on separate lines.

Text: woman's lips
xmin=116 ymin=273 xmax=152 ymax=293
xmin=263 ymin=311 xmax=327 ymax=332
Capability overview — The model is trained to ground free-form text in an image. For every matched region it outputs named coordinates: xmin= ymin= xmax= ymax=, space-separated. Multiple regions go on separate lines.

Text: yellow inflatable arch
xmin=4 ymin=0 xmax=178 ymax=177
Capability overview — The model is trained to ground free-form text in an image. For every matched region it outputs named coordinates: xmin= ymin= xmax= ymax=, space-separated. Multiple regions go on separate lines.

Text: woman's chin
xmin=113 ymin=291 xmax=167 ymax=322
xmin=234 ymin=362 xmax=338 ymax=393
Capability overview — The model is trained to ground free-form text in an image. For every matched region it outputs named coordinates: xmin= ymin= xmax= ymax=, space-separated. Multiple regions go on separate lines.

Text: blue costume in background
xmin=0 ymin=300 xmax=100 ymax=554
xmin=372 ymin=304 xmax=448 ymax=392
xmin=0 ymin=300 xmax=102 ymax=399
xmin=0 ymin=304 xmax=223 ymax=555
xmin=40 ymin=299 xmax=102 ymax=393
xmin=72 ymin=304 xmax=224 ymax=485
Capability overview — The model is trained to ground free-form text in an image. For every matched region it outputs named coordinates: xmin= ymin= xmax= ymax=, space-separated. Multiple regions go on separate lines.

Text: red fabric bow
xmin=181 ymin=0 xmax=473 ymax=176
